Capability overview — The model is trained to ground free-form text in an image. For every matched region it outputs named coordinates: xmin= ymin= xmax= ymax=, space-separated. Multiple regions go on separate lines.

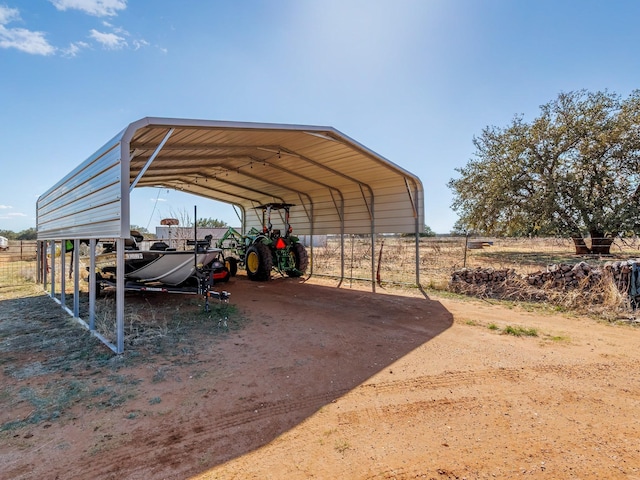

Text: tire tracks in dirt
xmin=59 ymin=359 xmax=640 ymax=479
xmin=359 ymin=360 xmax=638 ymax=394
xmin=63 ymin=386 xmax=354 ymax=480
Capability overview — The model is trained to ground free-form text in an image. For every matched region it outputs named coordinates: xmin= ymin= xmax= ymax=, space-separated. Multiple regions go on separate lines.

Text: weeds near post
xmin=334 ymin=440 xmax=350 ymax=454
xmin=502 ymin=325 xmax=539 ymax=337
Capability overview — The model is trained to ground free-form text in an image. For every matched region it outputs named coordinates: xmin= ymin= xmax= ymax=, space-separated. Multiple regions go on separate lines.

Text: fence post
xmin=463 ymin=231 xmax=469 ymax=268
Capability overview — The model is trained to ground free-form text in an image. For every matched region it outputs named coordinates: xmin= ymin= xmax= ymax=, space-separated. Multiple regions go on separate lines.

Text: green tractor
xmin=216 ymin=203 xmax=309 ymax=281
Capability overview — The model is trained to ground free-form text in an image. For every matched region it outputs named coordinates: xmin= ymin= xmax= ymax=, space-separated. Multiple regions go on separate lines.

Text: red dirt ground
xmin=2 ymin=275 xmax=640 ymax=479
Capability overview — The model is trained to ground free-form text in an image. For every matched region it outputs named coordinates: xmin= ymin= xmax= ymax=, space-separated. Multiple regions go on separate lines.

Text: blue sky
xmin=1 ymin=0 xmax=639 ymax=234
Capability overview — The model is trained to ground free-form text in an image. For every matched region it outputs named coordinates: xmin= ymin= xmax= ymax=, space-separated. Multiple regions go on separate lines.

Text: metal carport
xmin=36 ymin=117 xmax=424 ymax=353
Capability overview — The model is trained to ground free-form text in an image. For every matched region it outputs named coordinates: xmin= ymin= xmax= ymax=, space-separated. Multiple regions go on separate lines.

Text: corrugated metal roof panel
xmin=37 ymin=117 xmax=423 ymax=239
xmin=37 ymin=140 xmax=125 ymax=239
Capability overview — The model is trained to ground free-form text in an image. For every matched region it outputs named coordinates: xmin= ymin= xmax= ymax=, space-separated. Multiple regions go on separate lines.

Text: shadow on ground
xmin=1 ymin=277 xmax=453 ymax=480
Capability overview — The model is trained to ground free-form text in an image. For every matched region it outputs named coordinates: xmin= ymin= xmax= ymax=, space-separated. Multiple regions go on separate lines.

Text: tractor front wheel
xmin=246 ymin=243 xmax=273 ymax=281
xmin=225 ymin=256 xmax=238 ymax=276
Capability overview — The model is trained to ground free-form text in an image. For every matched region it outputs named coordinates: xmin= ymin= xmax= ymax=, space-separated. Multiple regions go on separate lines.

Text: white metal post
xmin=60 ymin=240 xmax=66 ymax=307
xmin=73 ymin=239 xmax=80 ymax=317
xmin=116 ymin=237 xmax=125 ymax=354
xmin=89 ymin=239 xmax=96 ymax=330
xmin=50 ymin=241 xmax=56 ymax=299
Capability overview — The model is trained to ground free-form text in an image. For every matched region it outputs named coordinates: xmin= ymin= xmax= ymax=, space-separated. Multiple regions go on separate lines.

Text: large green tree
xmin=449 ymin=89 xmax=640 ymax=254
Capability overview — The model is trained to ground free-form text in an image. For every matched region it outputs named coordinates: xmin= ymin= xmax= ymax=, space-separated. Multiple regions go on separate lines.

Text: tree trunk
xmin=572 ymin=237 xmax=591 ymax=254
xmin=571 ymin=233 xmax=614 ymax=255
xmin=590 ymin=231 xmax=613 ymax=255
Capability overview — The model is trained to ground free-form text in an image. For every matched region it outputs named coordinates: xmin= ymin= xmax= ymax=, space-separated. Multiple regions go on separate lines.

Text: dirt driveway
xmin=1 ymin=276 xmax=640 ymax=479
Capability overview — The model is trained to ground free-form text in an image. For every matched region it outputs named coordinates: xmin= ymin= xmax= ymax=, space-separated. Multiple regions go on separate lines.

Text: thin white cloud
xmin=97 ymin=21 xmax=150 ymax=51
xmin=102 ymin=20 xmax=126 ymax=35
xmin=61 ymin=40 xmax=90 ymax=57
xmin=0 ymin=5 xmax=56 ymax=55
xmin=49 ymin=0 xmax=127 ymax=18
xmin=1 ymin=2 xmax=151 ymax=57
xmin=132 ymin=38 xmax=148 ymax=50
xmin=89 ymin=28 xmax=126 ymax=49
xmin=0 ymin=4 xmax=19 ymax=24
xmin=0 ymin=211 xmax=26 ymax=221
xmin=152 ymin=198 xmax=167 ymax=202
xmin=0 ymin=204 xmax=14 ymax=209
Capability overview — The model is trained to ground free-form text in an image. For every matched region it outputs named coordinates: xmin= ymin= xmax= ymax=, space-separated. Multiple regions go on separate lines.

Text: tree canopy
xmin=196 ymin=217 xmax=227 ymax=228
xmin=402 ymin=225 xmax=436 ymax=238
xmin=166 ymin=208 xmax=228 ymax=229
xmin=449 ymin=89 xmax=640 ymax=253
xmin=0 ymin=228 xmax=37 ymax=240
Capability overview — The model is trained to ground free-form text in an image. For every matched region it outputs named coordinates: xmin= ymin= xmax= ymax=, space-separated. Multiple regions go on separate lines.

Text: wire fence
xmin=311 ymin=235 xmax=640 ymax=289
xmin=0 ymin=240 xmax=39 ymax=287
xmin=4 ymin=236 xmax=640 ymax=292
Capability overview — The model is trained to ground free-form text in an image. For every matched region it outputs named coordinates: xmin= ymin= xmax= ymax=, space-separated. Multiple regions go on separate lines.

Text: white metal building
xmin=36 ymin=117 xmax=424 ymax=353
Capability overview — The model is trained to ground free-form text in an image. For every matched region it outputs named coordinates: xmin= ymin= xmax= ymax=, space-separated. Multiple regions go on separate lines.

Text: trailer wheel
xmin=246 ymin=243 xmax=272 ymax=281
xmin=286 ymin=243 xmax=309 ymax=277
xmin=93 ymin=273 xmax=104 ymax=297
xmin=225 ymin=256 xmax=238 ymax=276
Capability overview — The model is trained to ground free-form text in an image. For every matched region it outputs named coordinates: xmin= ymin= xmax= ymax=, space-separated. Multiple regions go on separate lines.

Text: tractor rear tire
xmin=225 ymin=256 xmax=238 ymax=276
xmin=286 ymin=243 xmax=309 ymax=277
xmin=246 ymin=243 xmax=273 ymax=281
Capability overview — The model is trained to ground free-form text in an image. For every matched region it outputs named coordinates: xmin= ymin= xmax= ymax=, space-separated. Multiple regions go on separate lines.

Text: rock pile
xmin=602 ymin=259 xmax=640 ymax=293
xmin=524 ymin=262 xmax=602 ymax=288
xmin=450 ymin=260 xmax=640 ymax=296
xmin=449 ymin=267 xmax=525 ymax=298
xmin=450 ymin=267 xmax=517 ymax=287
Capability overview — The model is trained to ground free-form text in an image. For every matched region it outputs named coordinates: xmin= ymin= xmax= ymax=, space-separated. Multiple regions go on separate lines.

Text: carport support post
xmin=116 ymin=238 xmax=125 ymax=354
xmin=370 ymin=220 xmax=376 ymax=294
xmin=415 ymin=207 xmax=422 ymax=289
xmin=339 ymin=231 xmax=345 ymax=288
xmin=40 ymin=241 xmax=47 ymax=290
xmin=415 ymin=232 xmax=421 ymax=285
xmin=89 ymin=239 xmax=96 ymax=330
xmin=60 ymin=240 xmax=66 ymax=307
xmin=36 ymin=241 xmax=42 ymax=283
xmin=50 ymin=241 xmax=55 ymax=299
xmin=73 ymin=239 xmax=80 ymax=318
xmin=371 ymin=233 xmax=376 ymax=293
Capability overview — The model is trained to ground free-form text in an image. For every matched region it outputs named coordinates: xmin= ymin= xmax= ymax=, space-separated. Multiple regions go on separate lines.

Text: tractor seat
xmin=124 ymin=238 xmax=138 ymax=250
xmin=150 ymin=241 xmax=170 ymax=251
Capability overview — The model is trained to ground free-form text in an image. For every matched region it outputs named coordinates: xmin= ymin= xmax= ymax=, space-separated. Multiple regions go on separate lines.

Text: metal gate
xmin=0 ymin=240 xmax=38 ymax=286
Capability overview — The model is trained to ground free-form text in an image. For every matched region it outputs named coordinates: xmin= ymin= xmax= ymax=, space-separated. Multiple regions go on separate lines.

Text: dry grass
xmin=4 ymin=235 xmax=640 ymax=325
xmin=87 ymin=292 xmax=239 ymax=352
xmin=0 ymin=270 xmax=241 ymax=432
xmin=312 ymin=235 xmax=640 ymax=321
xmin=451 ymin=272 xmax=630 ymax=321
xmin=312 ymin=234 xmax=640 ymax=280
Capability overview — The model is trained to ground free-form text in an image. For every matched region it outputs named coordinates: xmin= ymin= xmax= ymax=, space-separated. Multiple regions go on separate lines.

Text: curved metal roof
xmin=37 ymin=117 xmax=424 ymax=239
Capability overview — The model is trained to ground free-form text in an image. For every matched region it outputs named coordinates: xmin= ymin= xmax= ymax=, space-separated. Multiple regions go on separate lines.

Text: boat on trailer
xmin=95 ymin=233 xmax=230 ymax=299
